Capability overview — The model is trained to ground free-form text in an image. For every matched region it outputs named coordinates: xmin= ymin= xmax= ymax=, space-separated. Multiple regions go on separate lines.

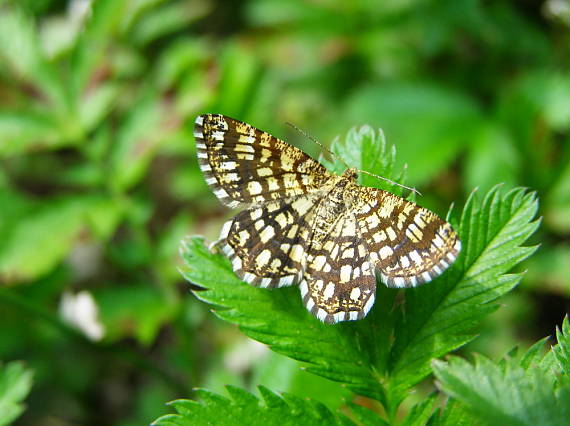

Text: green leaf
xmin=544 ymin=156 xmax=570 ymax=233
xmin=552 ymin=316 xmax=570 ymax=376
xmin=432 ymin=353 xmax=570 ymax=426
xmin=152 ymin=385 xmax=354 ymax=426
xmin=0 ymin=194 xmax=101 ymax=282
xmin=323 ymin=125 xmax=405 ymax=195
xmin=346 ymin=402 xmax=389 ymax=426
xmin=180 ymin=236 xmax=391 ymax=404
xmin=523 ymin=244 xmax=570 ymax=295
xmin=78 ymin=83 xmax=120 ymax=133
xmin=519 ymin=337 xmax=550 ymax=371
xmin=69 ymin=0 xmax=124 ymax=96
xmin=130 ymin=1 xmax=210 ymax=46
xmin=108 ymin=94 xmax=165 ymax=192
xmin=400 ymin=392 xmax=437 ymax=426
xmin=250 ymin=350 xmax=352 ymax=410
xmin=430 ymin=397 xmax=483 ymax=426
xmin=386 ymin=186 xmax=540 ymax=406
xmin=0 ymin=361 xmax=33 ymax=426
xmin=463 ymin=122 xmax=520 ymax=194
xmin=96 ymin=285 xmax=176 ymax=345
xmin=210 ymin=43 xmax=263 ymax=120
xmin=0 ymin=7 xmax=44 ymax=78
xmin=180 ymin=127 xmax=540 ymax=415
xmin=0 ymin=111 xmax=61 ymax=156
xmin=0 ymin=7 xmax=66 ymax=110
xmin=345 ymin=82 xmax=481 ymax=185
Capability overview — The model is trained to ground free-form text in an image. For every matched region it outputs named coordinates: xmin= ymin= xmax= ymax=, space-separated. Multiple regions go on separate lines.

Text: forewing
xmin=194 ymin=114 xmax=331 ymax=208
xmin=353 ymin=187 xmax=461 ymax=288
xmin=300 ymin=213 xmax=376 ymax=324
xmin=217 ymin=195 xmax=318 ymax=288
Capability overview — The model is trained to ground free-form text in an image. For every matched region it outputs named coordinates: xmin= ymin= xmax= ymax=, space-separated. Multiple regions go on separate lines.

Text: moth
xmin=194 ymin=114 xmax=461 ymax=323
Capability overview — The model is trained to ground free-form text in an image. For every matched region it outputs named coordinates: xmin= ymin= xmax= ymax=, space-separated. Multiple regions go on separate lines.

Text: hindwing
xmin=352 ymin=187 xmax=461 ymax=288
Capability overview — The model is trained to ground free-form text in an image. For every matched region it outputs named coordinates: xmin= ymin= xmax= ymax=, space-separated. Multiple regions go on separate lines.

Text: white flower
xmin=60 ymin=291 xmax=105 ymax=341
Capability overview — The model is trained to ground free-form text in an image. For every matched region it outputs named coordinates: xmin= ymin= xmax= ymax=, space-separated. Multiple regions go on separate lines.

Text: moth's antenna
xmin=358 ymin=169 xmax=422 ymax=196
xmin=286 ymin=122 xmax=349 ymax=169
xmin=286 ymin=122 xmax=419 ymax=196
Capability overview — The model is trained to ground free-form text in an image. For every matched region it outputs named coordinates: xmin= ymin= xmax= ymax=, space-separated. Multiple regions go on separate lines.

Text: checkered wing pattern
xmin=194 ymin=114 xmax=331 ymax=208
xmin=217 ymin=195 xmax=318 ymax=289
xmin=194 ymin=114 xmax=462 ymax=325
xmin=352 ymin=188 xmax=461 ymax=288
xmin=301 ymin=213 xmax=376 ymax=323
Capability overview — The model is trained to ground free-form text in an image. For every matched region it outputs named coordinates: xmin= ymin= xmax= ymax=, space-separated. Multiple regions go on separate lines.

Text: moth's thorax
xmin=342 ymin=168 xmax=360 ymax=206
xmin=311 ymin=169 xmax=359 ymax=242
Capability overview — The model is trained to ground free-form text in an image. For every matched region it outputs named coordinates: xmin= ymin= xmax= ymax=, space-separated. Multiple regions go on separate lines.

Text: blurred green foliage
xmin=0 ymin=362 xmax=33 ymax=425
xmin=0 ymin=0 xmax=569 ymax=424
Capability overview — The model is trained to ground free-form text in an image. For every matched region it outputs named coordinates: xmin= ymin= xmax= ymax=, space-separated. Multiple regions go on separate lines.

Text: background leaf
xmin=0 ymin=195 xmax=101 ymax=282
xmin=345 ymin=83 xmax=481 ymax=185
xmin=0 ymin=361 xmax=33 ymax=426
xmin=433 ymin=352 xmax=570 ymax=426
xmin=153 ymin=385 xmax=355 ymax=426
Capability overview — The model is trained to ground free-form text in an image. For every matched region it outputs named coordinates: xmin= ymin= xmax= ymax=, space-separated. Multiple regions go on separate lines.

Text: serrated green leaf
xmin=323 ymin=125 xmax=405 ymax=196
xmin=152 ymin=385 xmax=354 ymax=426
xmin=346 ymin=402 xmax=388 ymax=426
xmin=519 ymin=337 xmax=549 ymax=371
xmin=433 ymin=353 xmax=570 ymax=426
xmin=251 ymin=350 xmax=352 ymax=410
xmin=552 ymin=316 xmax=570 ymax=376
xmin=430 ymin=398 xmax=482 ymax=426
xmin=386 ymin=186 xmax=539 ymax=407
xmin=0 ymin=361 xmax=33 ymax=426
xmin=180 ymin=236 xmax=390 ymax=404
xmin=180 ymin=126 xmax=539 ymax=415
xmin=401 ymin=393 xmax=438 ymax=426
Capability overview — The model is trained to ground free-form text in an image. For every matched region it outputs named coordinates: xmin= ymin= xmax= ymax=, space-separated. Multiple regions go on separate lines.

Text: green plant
xmin=1 ymin=1 xmax=569 ymax=423
xmin=155 ymin=127 xmax=555 ymax=425
xmin=0 ymin=361 xmax=33 ymax=426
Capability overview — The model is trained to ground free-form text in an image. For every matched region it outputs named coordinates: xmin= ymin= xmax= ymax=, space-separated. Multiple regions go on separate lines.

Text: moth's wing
xmin=194 ymin=114 xmax=331 ymax=208
xmin=300 ymin=213 xmax=376 ymax=324
xmin=353 ymin=187 xmax=461 ymax=288
xmin=218 ymin=194 xmax=319 ymax=288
